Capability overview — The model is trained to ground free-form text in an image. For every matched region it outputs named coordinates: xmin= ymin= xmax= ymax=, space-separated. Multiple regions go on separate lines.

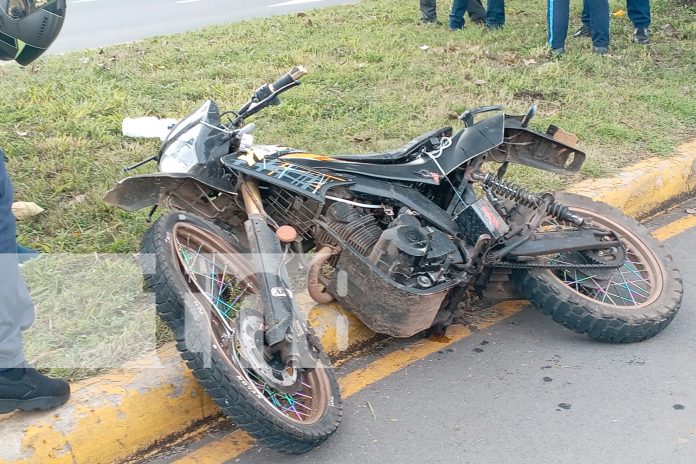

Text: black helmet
xmin=0 ymin=0 xmax=66 ymax=65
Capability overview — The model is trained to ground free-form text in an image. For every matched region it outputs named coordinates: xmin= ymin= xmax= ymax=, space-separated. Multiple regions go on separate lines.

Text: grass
xmin=0 ymin=0 xmax=694 ymax=380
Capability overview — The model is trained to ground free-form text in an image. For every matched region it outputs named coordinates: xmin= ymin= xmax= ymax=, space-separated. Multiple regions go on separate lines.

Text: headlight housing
xmin=158 ymin=100 xmax=229 ymax=174
xmin=158 ymin=124 xmax=202 ymax=173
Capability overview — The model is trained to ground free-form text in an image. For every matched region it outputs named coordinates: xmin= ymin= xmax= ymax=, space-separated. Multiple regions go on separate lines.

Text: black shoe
xmin=0 ymin=368 xmax=70 ymax=414
xmin=593 ymin=46 xmax=609 ymax=55
xmin=634 ymin=28 xmax=649 ymax=44
xmin=573 ymin=25 xmax=592 ymax=38
xmin=419 ymin=19 xmax=443 ymax=26
xmin=550 ymin=47 xmax=566 ymax=57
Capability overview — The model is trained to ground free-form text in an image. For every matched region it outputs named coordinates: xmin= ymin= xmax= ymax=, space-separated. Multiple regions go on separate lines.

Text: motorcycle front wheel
xmin=141 ymin=212 xmax=342 ymax=454
xmin=513 ymin=192 xmax=683 ymax=343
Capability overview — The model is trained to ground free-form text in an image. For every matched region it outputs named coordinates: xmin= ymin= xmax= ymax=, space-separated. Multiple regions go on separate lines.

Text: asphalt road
xmin=51 ymin=0 xmax=355 ymax=54
xmin=147 ymin=197 xmax=696 ymax=463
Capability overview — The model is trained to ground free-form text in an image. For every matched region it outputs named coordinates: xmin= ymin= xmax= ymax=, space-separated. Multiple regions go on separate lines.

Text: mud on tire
xmin=512 ymin=193 xmax=683 ymax=343
xmin=141 ymin=212 xmax=342 ymax=454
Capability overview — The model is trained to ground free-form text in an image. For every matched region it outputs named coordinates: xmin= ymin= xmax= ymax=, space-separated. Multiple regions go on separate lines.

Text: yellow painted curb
xmin=2 ymin=138 xmax=694 ymax=464
xmin=0 ymin=297 xmax=375 ymax=464
xmin=569 ymin=140 xmax=696 ymax=218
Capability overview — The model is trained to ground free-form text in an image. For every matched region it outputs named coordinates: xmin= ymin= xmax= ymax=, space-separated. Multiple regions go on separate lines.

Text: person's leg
xmin=580 ymin=0 xmax=591 ymax=27
xmin=17 ymin=245 xmax=39 ymax=265
xmin=627 ymin=0 xmax=650 ymax=28
xmin=449 ymin=0 xmax=468 ymax=29
xmin=627 ymin=0 xmax=650 ymax=43
xmin=547 ymin=0 xmax=570 ymax=51
xmin=0 ymin=153 xmax=34 ymax=371
xmin=0 ymin=151 xmax=70 ymax=413
xmin=588 ymin=0 xmax=610 ymax=50
xmin=466 ymin=0 xmax=487 ymax=23
xmin=572 ymin=0 xmax=592 ymax=37
xmin=486 ymin=0 xmax=505 ymax=27
xmin=420 ymin=0 xmax=438 ymax=22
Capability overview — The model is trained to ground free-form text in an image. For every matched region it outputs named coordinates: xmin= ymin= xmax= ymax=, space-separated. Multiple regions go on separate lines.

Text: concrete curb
xmin=1 ymin=141 xmax=694 ymax=464
xmin=0 ymin=295 xmax=375 ymax=464
xmin=569 ymin=140 xmax=696 ymax=218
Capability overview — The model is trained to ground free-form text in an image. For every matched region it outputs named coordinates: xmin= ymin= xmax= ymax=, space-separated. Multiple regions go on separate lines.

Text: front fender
xmin=104 ymin=173 xmax=235 ymax=212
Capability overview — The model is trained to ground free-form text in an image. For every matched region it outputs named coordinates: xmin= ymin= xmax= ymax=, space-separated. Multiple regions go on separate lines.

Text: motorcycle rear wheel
xmin=141 ymin=212 xmax=342 ymax=454
xmin=512 ymin=193 xmax=682 ymax=343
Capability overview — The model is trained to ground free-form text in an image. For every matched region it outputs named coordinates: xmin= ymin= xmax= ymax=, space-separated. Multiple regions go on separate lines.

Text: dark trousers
xmin=449 ymin=0 xmax=487 ymax=28
xmin=486 ymin=0 xmax=505 ymax=27
xmin=450 ymin=0 xmax=504 ymax=28
xmin=0 ymin=153 xmax=34 ymax=369
xmin=549 ymin=0 xmax=609 ymax=49
xmin=420 ymin=0 xmax=438 ymax=21
xmin=582 ymin=0 xmax=650 ymax=28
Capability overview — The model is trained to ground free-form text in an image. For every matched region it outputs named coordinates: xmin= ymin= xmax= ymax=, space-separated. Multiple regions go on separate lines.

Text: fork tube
xmin=241 ymin=176 xmax=264 ymax=216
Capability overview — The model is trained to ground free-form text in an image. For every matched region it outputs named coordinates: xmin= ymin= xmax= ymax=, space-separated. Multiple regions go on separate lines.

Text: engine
xmin=318 ymin=202 xmax=462 ymax=289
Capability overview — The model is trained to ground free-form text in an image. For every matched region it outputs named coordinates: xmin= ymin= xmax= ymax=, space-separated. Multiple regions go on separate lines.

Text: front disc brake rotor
xmin=234 ymin=305 xmax=302 ymax=394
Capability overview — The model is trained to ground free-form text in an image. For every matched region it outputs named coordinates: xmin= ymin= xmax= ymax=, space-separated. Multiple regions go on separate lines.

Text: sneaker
xmin=573 ymin=25 xmax=592 ymax=38
xmin=593 ymin=46 xmax=609 ymax=55
xmin=633 ymin=28 xmax=649 ymax=44
xmin=486 ymin=23 xmax=504 ymax=30
xmin=0 ymin=368 xmax=70 ymax=414
xmin=550 ymin=47 xmax=566 ymax=57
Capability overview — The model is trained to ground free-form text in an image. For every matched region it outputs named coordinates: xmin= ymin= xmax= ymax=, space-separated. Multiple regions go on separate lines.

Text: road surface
xmin=52 ymin=0 xmax=355 ymax=54
xmin=146 ymin=196 xmax=696 ymax=463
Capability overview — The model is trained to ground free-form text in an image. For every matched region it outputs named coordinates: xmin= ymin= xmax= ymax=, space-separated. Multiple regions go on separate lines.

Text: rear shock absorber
xmin=472 ymin=172 xmax=586 ymax=226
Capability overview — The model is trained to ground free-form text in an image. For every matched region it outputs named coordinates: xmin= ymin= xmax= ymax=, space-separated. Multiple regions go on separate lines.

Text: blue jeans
xmin=450 ymin=0 xmax=504 ymax=28
xmin=17 ymin=245 xmax=39 ymax=264
xmin=549 ymin=0 xmax=609 ymax=49
xmin=449 ymin=0 xmax=487 ymax=28
xmin=486 ymin=0 xmax=505 ymax=27
xmin=582 ymin=0 xmax=650 ymax=28
xmin=0 ymin=152 xmax=35 ymax=369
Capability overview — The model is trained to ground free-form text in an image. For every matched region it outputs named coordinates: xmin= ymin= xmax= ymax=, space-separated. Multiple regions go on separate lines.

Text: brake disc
xmin=234 ymin=305 xmax=303 ymax=394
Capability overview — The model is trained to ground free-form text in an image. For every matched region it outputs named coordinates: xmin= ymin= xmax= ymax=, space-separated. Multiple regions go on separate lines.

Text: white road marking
xmin=269 ymin=0 xmax=326 ymax=7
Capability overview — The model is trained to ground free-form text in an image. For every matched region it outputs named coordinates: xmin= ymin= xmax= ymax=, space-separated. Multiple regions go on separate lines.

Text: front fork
xmin=240 ymin=177 xmax=316 ymax=370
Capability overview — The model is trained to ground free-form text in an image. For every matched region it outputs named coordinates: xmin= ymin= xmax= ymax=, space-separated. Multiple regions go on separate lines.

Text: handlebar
xmin=232 ymin=66 xmax=308 ymax=127
xmin=270 ymin=65 xmax=308 ymax=92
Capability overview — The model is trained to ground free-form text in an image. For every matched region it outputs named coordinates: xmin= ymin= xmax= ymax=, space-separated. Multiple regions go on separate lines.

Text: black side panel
xmin=221 ymin=155 xmax=354 ymax=202
xmin=441 ymin=113 xmax=506 ymax=171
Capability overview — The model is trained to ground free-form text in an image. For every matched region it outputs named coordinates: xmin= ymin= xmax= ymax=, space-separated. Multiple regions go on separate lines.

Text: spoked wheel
xmin=141 ymin=213 xmax=342 ymax=454
xmin=512 ymin=192 xmax=682 ymax=343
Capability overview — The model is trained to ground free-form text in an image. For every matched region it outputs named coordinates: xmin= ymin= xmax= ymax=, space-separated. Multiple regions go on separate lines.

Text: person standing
xmin=574 ymin=0 xmax=651 ymax=44
xmin=548 ymin=0 xmax=610 ymax=55
xmin=420 ymin=0 xmax=441 ymax=24
xmin=449 ymin=0 xmax=504 ymax=29
xmin=486 ymin=0 xmax=505 ymax=29
xmin=0 ymin=0 xmax=70 ymax=414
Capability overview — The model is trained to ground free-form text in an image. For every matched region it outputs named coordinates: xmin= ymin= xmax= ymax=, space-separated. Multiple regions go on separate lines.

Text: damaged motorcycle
xmin=105 ymin=66 xmax=682 ymax=453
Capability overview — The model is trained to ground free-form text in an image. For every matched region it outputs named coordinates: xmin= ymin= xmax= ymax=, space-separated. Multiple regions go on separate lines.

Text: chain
xmin=491 ymin=260 xmax=623 ymax=270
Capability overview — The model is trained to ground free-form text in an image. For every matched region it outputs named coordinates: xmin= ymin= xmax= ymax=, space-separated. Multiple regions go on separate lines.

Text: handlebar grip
xmin=269 ymin=65 xmax=308 ymax=91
